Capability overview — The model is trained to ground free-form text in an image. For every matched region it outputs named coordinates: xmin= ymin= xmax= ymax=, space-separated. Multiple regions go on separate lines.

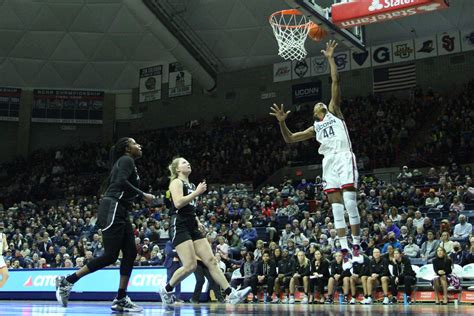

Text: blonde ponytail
xmin=168 ymin=157 xmax=182 ymax=182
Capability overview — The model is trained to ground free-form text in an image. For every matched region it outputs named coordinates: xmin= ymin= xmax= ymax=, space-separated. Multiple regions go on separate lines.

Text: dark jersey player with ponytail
xmin=55 ymin=138 xmax=154 ymax=312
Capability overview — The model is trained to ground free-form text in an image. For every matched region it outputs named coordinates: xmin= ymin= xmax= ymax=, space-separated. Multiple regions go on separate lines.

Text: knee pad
xmin=343 ymin=191 xmax=360 ymax=226
xmin=332 ymin=203 xmax=346 ymax=230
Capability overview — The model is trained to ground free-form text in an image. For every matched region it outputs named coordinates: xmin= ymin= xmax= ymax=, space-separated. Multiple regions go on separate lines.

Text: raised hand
xmin=270 ymin=103 xmax=291 ymax=122
xmin=195 ymin=181 xmax=207 ymax=195
xmin=321 ymin=40 xmax=338 ymax=59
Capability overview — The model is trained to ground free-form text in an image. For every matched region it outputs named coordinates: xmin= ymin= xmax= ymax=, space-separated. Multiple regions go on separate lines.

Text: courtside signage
xmin=2 ymin=267 xmax=206 ymax=293
xmin=332 ymin=0 xmax=449 ymax=28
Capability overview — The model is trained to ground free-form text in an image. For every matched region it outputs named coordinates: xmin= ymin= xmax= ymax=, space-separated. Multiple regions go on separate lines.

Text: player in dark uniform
xmin=55 ymin=137 xmax=154 ymax=312
xmin=158 ymin=157 xmax=251 ymax=305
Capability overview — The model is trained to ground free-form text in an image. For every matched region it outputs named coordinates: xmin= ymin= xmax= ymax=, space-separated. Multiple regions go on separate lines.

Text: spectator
xmin=413 ymin=211 xmax=425 ymax=229
xmin=432 ymin=247 xmax=453 ymax=305
xmin=385 ymin=219 xmax=400 ymax=239
xmin=449 ymin=196 xmax=465 ymax=213
xmin=241 ymin=221 xmax=257 ymax=251
xmin=453 ymin=215 xmax=472 ymax=239
xmin=397 ymin=166 xmax=412 ymax=182
xmin=425 ymin=189 xmax=440 ymax=208
xmin=420 ymin=230 xmax=440 ymax=263
xmin=403 ymin=236 xmax=420 ymax=258
xmin=449 ymin=242 xmax=465 ymax=265
xmin=382 ymin=232 xmax=401 ymax=254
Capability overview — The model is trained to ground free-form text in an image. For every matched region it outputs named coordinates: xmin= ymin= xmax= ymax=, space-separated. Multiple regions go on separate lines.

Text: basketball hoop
xmin=269 ymin=9 xmax=314 ymax=61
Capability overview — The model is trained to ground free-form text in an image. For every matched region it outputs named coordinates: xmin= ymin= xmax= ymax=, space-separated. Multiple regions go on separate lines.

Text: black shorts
xmin=170 ymin=214 xmax=204 ymax=247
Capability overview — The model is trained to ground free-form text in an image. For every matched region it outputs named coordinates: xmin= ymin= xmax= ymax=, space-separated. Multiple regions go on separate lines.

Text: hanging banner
xmin=392 ymin=40 xmax=415 ymax=63
xmin=350 ymin=47 xmax=371 ymax=70
xmin=168 ymin=62 xmax=192 ymax=98
xmin=371 ymin=44 xmax=393 ymax=66
xmin=32 ymin=90 xmax=103 ymax=124
xmin=461 ymin=29 xmax=474 ymax=52
xmin=437 ymin=30 xmax=461 ymax=56
xmin=333 ymin=51 xmax=351 ymax=72
xmin=139 ymin=65 xmax=162 ymax=103
xmin=273 ymin=61 xmax=292 ymax=82
xmin=292 ymin=58 xmax=311 ymax=79
xmin=414 ymin=35 xmax=438 ymax=59
xmin=0 ymin=87 xmax=21 ymax=122
xmin=310 ymin=56 xmax=329 ymax=76
xmin=292 ymin=81 xmax=322 ymax=104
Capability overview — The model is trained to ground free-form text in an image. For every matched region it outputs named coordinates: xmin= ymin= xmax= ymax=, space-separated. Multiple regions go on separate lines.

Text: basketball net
xmin=269 ymin=9 xmax=313 ymax=61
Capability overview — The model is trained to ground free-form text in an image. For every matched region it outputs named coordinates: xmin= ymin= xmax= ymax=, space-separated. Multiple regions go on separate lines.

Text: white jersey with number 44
xmin=313 ymin=112 xmax=352 ymax=156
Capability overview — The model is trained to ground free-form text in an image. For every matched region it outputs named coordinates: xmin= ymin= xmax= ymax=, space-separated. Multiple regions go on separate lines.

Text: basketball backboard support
xmin=284 ymin=0 xmax=367 ymax=52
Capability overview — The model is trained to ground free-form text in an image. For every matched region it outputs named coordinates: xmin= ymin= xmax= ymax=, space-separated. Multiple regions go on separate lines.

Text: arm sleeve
xmin=301 ymin=264 xmax=311 ymax=277
xmin=116 ymin=156 xmax=144 ymax=197
xmin=445 ymin=259 xmax=453 ymax=275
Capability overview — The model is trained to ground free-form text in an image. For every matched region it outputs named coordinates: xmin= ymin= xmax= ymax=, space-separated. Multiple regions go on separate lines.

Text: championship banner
xmin=139 ymin=65 xmax=162 ymax=103
xmin=292 ymin=81 xmax=322 ymax=104
xmin=0 ymin=87 xmax=21 ymax=122
xmin=32 ymin=90 xmax=103 ymax=124
xmin=168 ymin=62 xmax=192 ymax=97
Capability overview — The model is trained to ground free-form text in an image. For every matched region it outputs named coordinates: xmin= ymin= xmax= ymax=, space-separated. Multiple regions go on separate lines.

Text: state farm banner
xmin=0 ymin=87 xmax=21 ymax=122
xmin=32 ymin=89 xmax=103 ymax=124
xmin=168 ymin=62 xmax=192 ymax=97
xmin=273 ymin=61 xmax=292 ymax=82
xmin=292 ymin=81 xmax=322 ymax=104
xmin=332 ymin=0 xmax=449 ymax=29
xmin=139 ymin=65 xmax=162 ymax=103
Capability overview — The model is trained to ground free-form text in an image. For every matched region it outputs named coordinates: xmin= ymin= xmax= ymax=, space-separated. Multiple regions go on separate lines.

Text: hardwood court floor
xmin=0 ymin=300 xmax=473 ymax=316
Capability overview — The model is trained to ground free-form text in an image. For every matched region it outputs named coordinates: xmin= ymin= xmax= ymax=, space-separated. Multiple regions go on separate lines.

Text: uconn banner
xmin=292 ymin=81 xmax=322 ymax=104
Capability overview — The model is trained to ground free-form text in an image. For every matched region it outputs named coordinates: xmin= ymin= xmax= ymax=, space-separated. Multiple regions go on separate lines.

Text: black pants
xmin=390 ymin=275 xmax=416 ymax=297
xmin=309 ymin=277 xmax=328 ymax=295
xmin=250 ymin=276 xmax=275 ymax=296
xmin=193 ymin=261 xmax=224 ymax=302
xmin=86 ymin=219 xmax=136 ymax=277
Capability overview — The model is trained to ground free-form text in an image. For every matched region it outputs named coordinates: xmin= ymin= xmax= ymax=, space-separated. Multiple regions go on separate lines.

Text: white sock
xmin=352 ymin=235 xmax=361 ymax=245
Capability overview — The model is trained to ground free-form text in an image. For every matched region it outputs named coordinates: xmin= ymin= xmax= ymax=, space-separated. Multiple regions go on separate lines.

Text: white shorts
xmin=322 ymin=151 xmax=358 ymax=193
xmin=0 ymin=256 xmax=6 ymax=269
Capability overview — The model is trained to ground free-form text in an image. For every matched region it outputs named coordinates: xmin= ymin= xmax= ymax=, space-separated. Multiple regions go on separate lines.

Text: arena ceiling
xmin=0 ymin=0 xmax=472 ymax=91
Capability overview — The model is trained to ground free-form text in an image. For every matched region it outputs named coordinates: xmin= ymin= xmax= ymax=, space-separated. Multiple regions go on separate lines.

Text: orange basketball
xmin=308 ymin=23 xmax=327 ymax=41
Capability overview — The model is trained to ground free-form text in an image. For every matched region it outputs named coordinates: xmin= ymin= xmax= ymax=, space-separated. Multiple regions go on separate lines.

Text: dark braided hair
xmin=108 ymin=137 xmax=131 ymax=169
xmin=99 ymin=137 xmax=130 ymax=194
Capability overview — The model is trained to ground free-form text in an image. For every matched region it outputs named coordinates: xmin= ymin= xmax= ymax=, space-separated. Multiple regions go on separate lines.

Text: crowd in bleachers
xmin=1 ymin=163 xmax=474 ymax=303
xmin=0 ymin=83 xmax=452 ymax=206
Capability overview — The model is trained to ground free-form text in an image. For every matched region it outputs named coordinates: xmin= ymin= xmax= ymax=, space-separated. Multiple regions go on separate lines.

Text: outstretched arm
xmin=270 ymin=103 xmax=315 ymax=143
xmin=321 ymin=40 xmax=343 ymax=119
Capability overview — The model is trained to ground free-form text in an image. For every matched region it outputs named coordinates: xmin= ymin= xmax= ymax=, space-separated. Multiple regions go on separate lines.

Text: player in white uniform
xmin=270 ymin=40 xmax=360 ymax=252
xmin=0 ymin=223 xmax=9 ymax=288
